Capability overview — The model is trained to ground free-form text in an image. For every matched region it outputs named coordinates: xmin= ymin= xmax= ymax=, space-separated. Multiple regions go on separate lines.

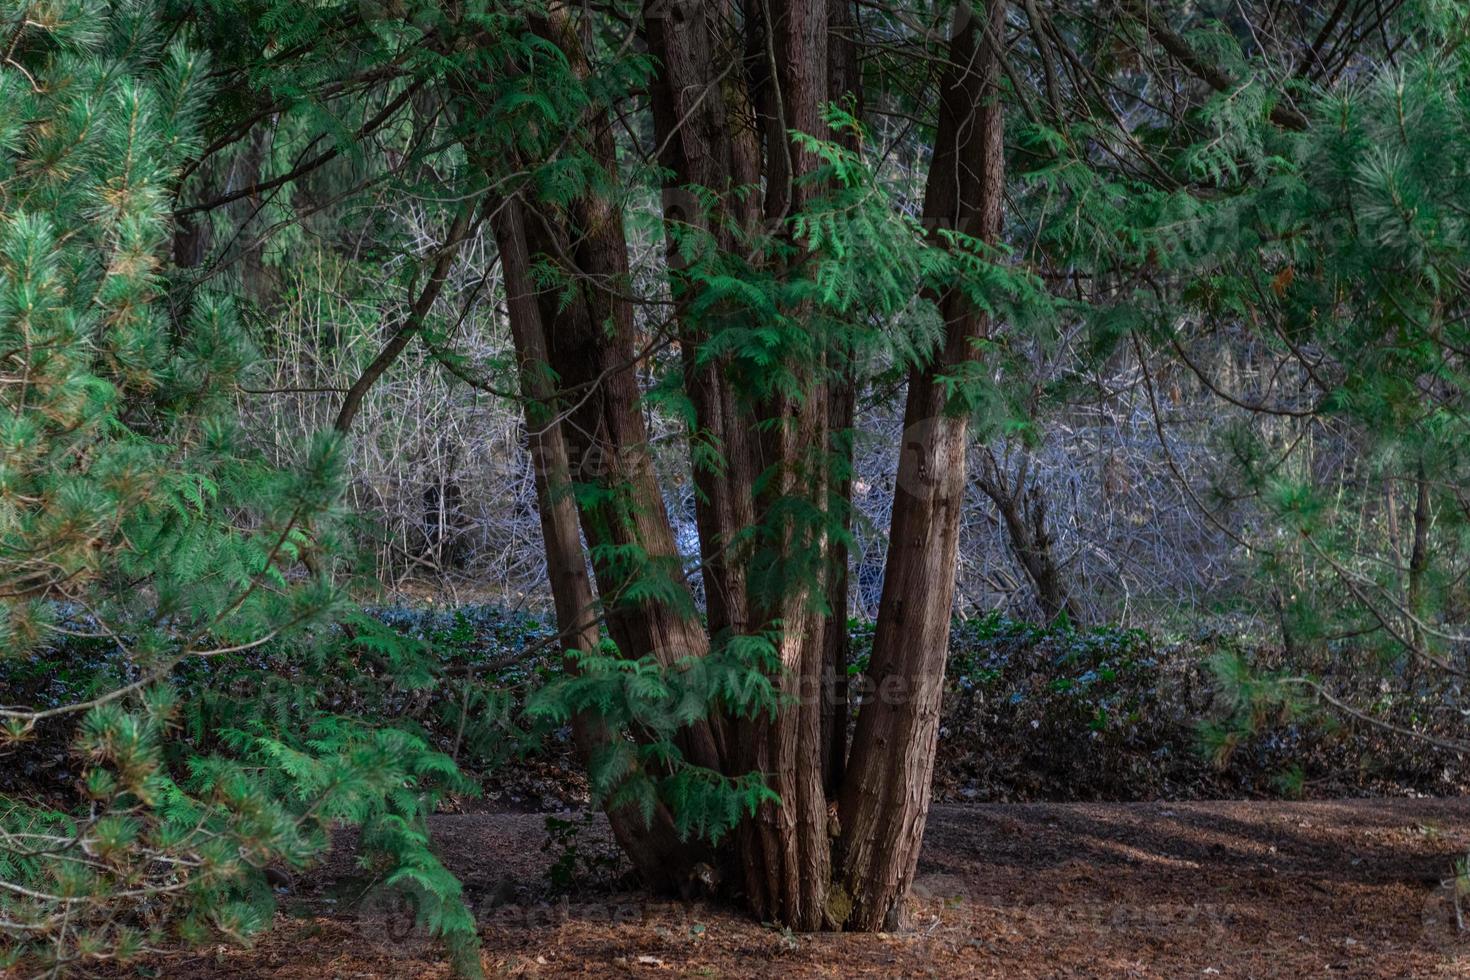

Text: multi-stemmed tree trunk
xmin=171 ymin=0 xmax=1416 ymax=949
xmin=483 ymin=0 xmax=1008 ymax=932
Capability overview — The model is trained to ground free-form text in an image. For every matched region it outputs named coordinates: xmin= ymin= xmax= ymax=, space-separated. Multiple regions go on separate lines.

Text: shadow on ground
xmin=149 ymin=798 xmax=1470 ymax=978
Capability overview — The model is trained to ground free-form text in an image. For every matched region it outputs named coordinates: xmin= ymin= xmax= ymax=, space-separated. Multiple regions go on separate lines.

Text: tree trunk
xmin=490 ymin=192 xmax=704 ymax=893
xmin=521 ymin=5 xmax=724 ymax=771
xmin=732 ymin=0 xmax=838 ymax=932
xmin=487 ymin=0 xmax=1009 ymax=936
xmin=643 ymin=0 xmax=849 ymax=929
xmin=975 ymin=448 xmax=1079 ymax=623
xmin=458 ymin=5 xmax=722 ymax=885
xmin=642 ymin=0 xmax=761 ymax=643
xmin=837 ymin=0 xmax=1008 ymax=931
xmin=821 ymin=0 xmax=862 ymax=797
xmin=822 ymin=379 xmax=854 ymax=797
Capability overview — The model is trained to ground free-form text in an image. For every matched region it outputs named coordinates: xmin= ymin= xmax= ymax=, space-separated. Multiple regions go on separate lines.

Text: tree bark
xmin=642 ymin=0 xmax=761 ymax=642
xmin=837 ymin=0 xmax=1009 ymax=931
xmin=490 ymin=192 xmax=704 ymax=893
xmin=733 ymin=0 xmax=838 ymax=931
xmin=519 ymin=5 xmax=724 ymax=774
xmin=821 ymin=0 xmax=862 ymax=797
xmin=644 ymin=0 xmax=846 ymax=929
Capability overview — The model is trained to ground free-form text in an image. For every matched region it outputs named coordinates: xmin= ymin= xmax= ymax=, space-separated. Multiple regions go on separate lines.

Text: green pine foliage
xmin=1020 ymin=10 xmax=1470 ymax=729
xmin=0 ymin=5 xmax=483 ymax=976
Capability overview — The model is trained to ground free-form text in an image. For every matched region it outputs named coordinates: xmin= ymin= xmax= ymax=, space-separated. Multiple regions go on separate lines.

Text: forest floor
xmin=147 ymin=797 xmax=1470 ymax=978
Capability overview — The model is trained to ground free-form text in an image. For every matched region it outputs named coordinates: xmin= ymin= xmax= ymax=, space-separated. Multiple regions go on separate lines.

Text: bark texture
xmin=491 ymin=194 xmax=704 ymax=892
xmin=642 ymin=0 xmax=853 ymax=930
xmin=837 ymin=0 xmax=1009 ymax=931
xmin=523 ymin=5 xmax=723 ymax=771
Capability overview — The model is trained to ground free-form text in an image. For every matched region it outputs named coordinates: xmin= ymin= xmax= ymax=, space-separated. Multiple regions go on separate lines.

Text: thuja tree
xmin=462 ymin=0 xmax=1052 ymax=930
xmin=0 ymin=4 xmax=485 ymax=975
xmin=173 ymin=0 xmax=1041 ymax=932
xmin=478 ymin=0 xmax=1470 ymax=929
xmin=189 ymin=0 xmax=1047 ymax=932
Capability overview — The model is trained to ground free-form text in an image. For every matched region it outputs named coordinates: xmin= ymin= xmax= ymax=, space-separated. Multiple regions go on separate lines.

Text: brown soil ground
xmin=144 ymin=799 xmax=1470 ymax=979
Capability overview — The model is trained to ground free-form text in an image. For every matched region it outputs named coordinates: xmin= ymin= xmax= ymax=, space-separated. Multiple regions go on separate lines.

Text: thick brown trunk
xmin=642 ymin=0 xmax=760 ymax=642
xmin=645 ymin=0 xmax=841 ymax=929
xmin=736 ymin=385 xmax=831 ymax=929
xmin=730 ymin=0 xmax=838 ymax=931
xmin=837 ymin=0 xmax=1008 ymax=931
xmin=491 ymin=194 xmax=703 ymax=892
xmin=457 ymin=2 xmax=721 ymax=812
xmin=822 ymin=381 xmax=854 ymax=797
xmin=519 ymin=9 xmax=722 ymax=777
